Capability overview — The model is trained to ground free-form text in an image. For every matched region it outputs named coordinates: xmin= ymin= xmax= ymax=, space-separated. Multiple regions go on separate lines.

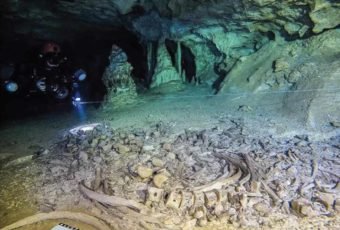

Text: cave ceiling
xmin=0 ymin=0 xmax=339 ymax=41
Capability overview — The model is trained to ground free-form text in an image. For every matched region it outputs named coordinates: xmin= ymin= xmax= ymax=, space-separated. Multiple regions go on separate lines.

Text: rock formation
xmin=1 ymin=0 xmax=338 ymax=129
xmin=102 ymin=45 xmax=137 ymax=109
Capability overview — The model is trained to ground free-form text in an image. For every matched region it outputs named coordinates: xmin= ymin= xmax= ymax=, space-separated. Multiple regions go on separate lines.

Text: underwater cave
xmin=0 ymin=0 xmax=339 ymax=229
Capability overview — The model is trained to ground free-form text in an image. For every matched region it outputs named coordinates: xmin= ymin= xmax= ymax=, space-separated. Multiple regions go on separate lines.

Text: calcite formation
xmin=151 ymin=43 xmax=181 ymax=87
xmin=102 ymin=44 xmax=137 ymax=108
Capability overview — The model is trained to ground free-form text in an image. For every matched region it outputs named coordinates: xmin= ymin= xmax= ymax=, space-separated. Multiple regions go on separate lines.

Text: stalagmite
xmin=147 ymin=42 xmax=153 ymax=85
xmin=176 ymin=41 xmax=183 ymax=82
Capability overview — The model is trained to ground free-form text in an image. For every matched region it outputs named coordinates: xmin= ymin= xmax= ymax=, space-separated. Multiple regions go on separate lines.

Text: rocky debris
xmin=316 ymin=192 xmax=335 ymax=211
xmin=137 ymin=166 xmax=153 ymax=179
xmin=292 ymin=198 xmax=316 ymax=217
xmin=153 ymin=173 xmax=168 ymax=188
xmin=238 ymin=105 xmax=253 ymax=112
xmin=335 ymin=199 xmax=340 ymax=212
xmin=2 ymin=155 xmax=33 ymax=168
xmin=29 ymin=121 xmax=340 ymax=229
xmin=151 ymin=158 xmax=164 ymax=167
xmin=286 ymin=69 xmax=302 ymax=84
xmin=115 ymin=143 xmax=130 ymax=155
xmin=273 ymin=58 xmax=290 ymax=73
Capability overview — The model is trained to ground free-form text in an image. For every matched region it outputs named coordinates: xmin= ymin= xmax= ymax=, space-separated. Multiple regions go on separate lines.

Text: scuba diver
xmin=1 ymin=41 xmax=87 ymax=104
xmin=34 ymin=41 xmax=70 ymax=99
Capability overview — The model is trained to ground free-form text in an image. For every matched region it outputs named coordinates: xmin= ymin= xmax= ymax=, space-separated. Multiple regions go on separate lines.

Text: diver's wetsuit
xmin=37 ymin=52 xmax=66 ymax=93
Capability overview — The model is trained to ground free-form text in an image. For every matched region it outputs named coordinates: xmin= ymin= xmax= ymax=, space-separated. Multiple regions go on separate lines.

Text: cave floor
xmin=0 ymin=82 xmax=339 ymax=229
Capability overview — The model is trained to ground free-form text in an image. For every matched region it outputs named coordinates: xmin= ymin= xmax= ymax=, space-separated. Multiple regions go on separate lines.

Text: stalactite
xmin=146 ymin=41 xmax=159 ymax=87
xmin=147 ymin=42 xmax=152 ymax=85
xmin=176 ymin=41 xmax=183 ymax=82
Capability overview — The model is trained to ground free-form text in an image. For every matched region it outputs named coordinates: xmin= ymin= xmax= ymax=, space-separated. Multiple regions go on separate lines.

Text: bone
xmin=204 ymin=191 xmax=218 ymax=208
xmin=194 ymin=206 xmax=206 ymax=219
xmin=193 ymin=191 xmax=205 ymax=207
xmin=192 ymin=168 xmax=243 ymax=192
xmin=179 ymin=191 xmax=194 ymax=210
xmin=166 ymin=191 xmax=182 ymax=209
xmin=93 ymin=167 xmax=102 ymax=191
xmin=215 ymin=189 xmax=228 ymax=203
xmin=79 ymin=182 xmax=149 ymax=213
xmin=0 ymin=211 xmax=111 ymax=230
xmin=147 ymin=187 xmax=164 ymax=203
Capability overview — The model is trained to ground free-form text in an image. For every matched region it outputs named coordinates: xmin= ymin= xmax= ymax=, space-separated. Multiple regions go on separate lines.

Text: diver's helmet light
xmin=78 ymin=73 xmax=86 ymax=81
xmin=72 ymin=97 xmax=82 ymax=107
xmin=5 ymin=81 xmax=18 ymax=92
xmin=74 ymin=69 xmax=87 ymax=81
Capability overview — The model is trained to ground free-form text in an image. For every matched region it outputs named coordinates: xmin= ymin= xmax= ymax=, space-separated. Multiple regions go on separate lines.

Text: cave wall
xmin=1 ymin=0 xmax=340 ymax=129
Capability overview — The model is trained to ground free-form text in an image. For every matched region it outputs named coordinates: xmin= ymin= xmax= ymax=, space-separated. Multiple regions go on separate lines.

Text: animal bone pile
xmin=8 ymin=121 xmax=340 ymax=229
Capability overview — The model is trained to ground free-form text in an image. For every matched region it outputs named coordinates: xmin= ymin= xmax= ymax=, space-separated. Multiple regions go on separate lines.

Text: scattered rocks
xmin=153 ymin=173 xmax=168 ymax=188
xmin=151 ymin=158 xmax=164 ymax=167
xmin=3 ymin=155 xmax=33 ymax=168
xmin=101 ymin=144 xmax=112 ymax=152
xmin=300 ymin=205 xmax=319 ymax=217
xmin=335 ymin=199 xmax=340 ymax=212
xmin=287 ymin=70 xmax=302 ymax=83
xmin=273 ymin=58 xmax=290 ymax=72
xmin=197 ymin=218 xmax=208 ymax=227
xmin=50 ymin=166 xmax=68 ymax=175
xmin=162 ymin=143 xmax=172 ymax=152
xmin=91 ymin=138 xmax=99 ymax=147
xmin=78 ymin=151 xmax=88 ymax=163
xmin=30 ymin=121 xmax=340 ymax=229
xmin=137 ymin=166 xmax=153 ymax=179
xmin=115 ymin=143 xmax=130 ymax=154
xmin=194 ymin=209 xmax=205 ymax=219
xmin=253 ymin=202 xmax=270 ymax=215
xmin=317 ymin=192 xmax=335 ymax=210
xmin=142 ymin=145 xmax=154 ymax=152
xmin=167 ymin=152 xmax=176 ymax=160
xmin=238 ymin=105 xmax=253 ymax=112
xmin=182 ymin=219 xmax=197 ymax=230
xmin=291 ymin=198 xmax=319 ymax=217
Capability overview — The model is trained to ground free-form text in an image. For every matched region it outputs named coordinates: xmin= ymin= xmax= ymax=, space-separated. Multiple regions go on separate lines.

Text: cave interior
xmin=0 ymin=0 xmax=339 ymax=229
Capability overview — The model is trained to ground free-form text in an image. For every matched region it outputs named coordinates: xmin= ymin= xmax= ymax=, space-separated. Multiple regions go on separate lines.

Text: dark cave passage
xmin=165 ymin=39 xmax=197 ymax=83
xmin=0 ymin=27 xmax=147 ymax=121
xmin=64 ymin=27 xmax=148 ymax=101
